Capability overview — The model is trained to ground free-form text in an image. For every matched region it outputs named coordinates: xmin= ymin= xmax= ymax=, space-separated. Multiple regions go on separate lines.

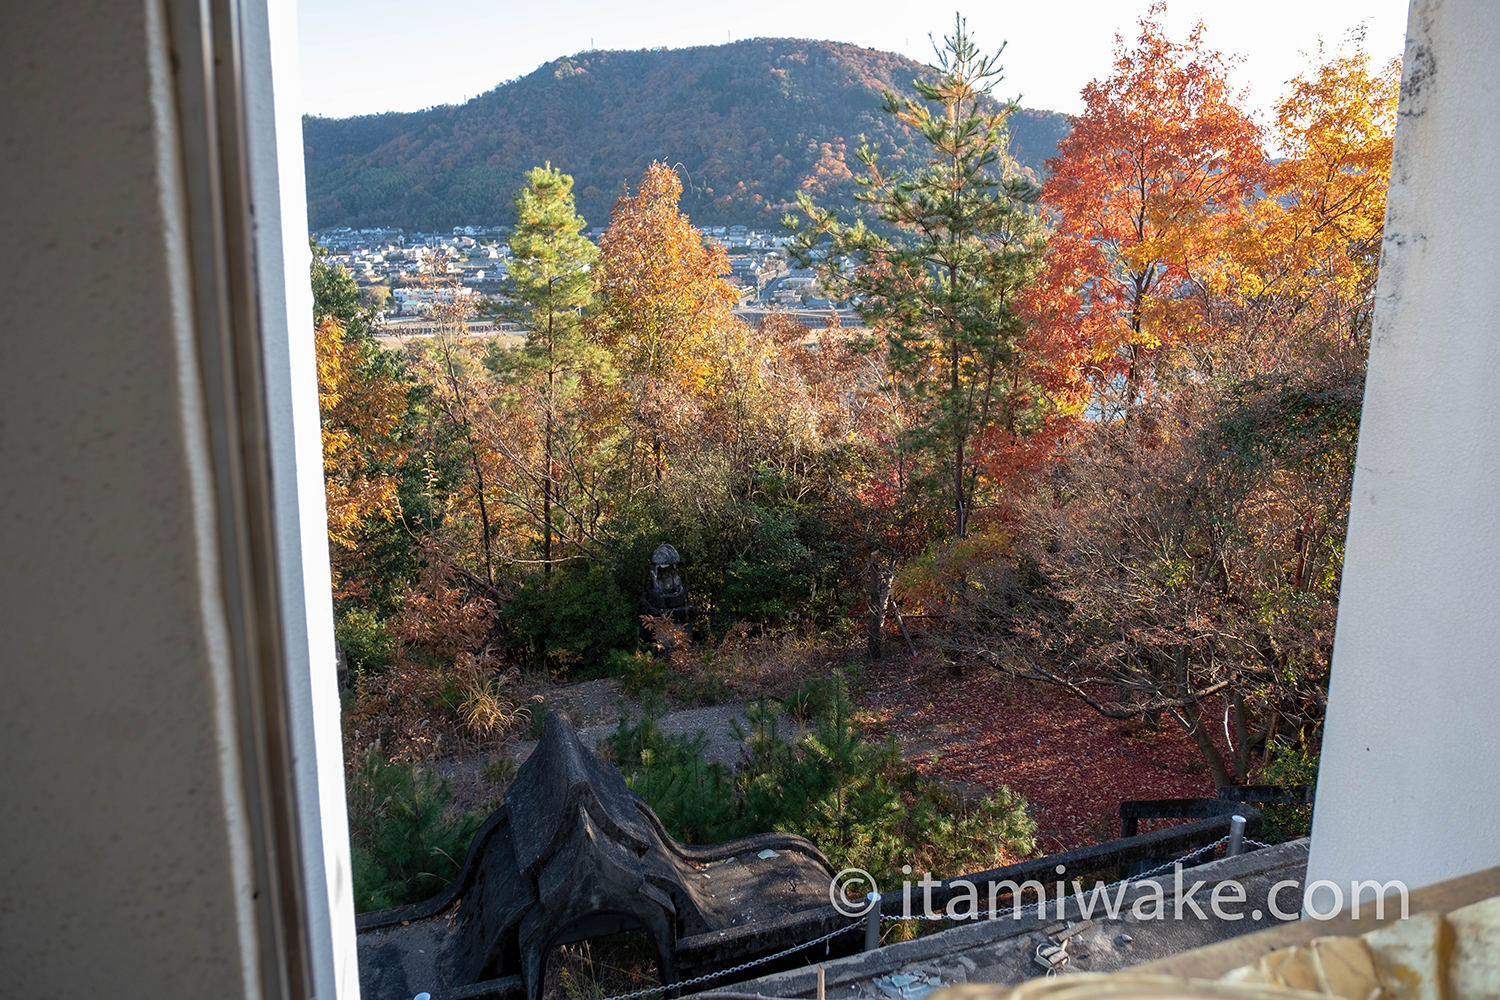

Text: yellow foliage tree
xmin=1215 ymin=42 xmax=1400 ymax=364
xmin=595 ymin=161 xmax=740 ymax=481
xmin=314 ymin=316 xmax=405 ymax=563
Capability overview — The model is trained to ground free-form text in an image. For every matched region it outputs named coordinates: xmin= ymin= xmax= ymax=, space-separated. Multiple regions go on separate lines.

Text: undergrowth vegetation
xmin=605 ymin=673 xmax=1036 ymax=882
xmin=347 ymin=744 xmax=482 ymax=912
xmin=1252 ymin=741 xmax=1320 ymax=842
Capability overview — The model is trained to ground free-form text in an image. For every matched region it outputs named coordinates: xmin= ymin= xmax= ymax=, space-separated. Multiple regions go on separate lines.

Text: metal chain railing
xmin=879 ymin=833 xmax=1235 ymax=924
xmin=587 ymin=920 xmax=863 ymax=1000
xmin=582 ymin=830 xmax=1286 ymax=1000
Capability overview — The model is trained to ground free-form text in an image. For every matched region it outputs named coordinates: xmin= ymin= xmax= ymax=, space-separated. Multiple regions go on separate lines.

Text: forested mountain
xmin=302 ymin=38 xmax=1070 ymax=231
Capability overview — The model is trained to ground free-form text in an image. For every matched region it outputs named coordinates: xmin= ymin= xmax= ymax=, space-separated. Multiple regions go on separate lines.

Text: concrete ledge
xmin=710 ymin=840 xmax=1310 ymax=999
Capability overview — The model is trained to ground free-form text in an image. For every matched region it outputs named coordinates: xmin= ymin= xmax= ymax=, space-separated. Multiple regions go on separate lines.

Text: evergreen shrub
xmin=606 ymin=672 xmax=1036 ymax=882
xmin=335 ymin=605 xmax=395 ymax=674
xmin=347 ymin=744 xmax=482 ymax=912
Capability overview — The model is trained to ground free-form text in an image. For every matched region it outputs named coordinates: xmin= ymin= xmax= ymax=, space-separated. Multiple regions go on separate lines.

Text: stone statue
xmin=643 ymin=543 xmax=693 ymax=634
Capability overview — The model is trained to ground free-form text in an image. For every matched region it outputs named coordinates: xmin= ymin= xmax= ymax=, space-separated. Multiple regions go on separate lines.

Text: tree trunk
xmin=1261 ymin=713 xmax=1280 ymax=769
xmin=1180 ymin=702 xmax=1235 ymax=788
xmin=1230 ymin=688 xmax=1252 ymax=780
xmin=542 ymin=411 xmax=553 ymax=578
xmin=1172 ymin=646 xmax=1236 ymax=787
xmin=469 ymin=445 xmax=494 ymax=587
xmin=950 ymin=321 xmax=968 ymax=539
xmin=1292 ymin=518 xmax=1308 ymax=590
xmin=543 ymin=331 xmax=554 ymax=579
xmin=439 ymin=338 xmax=493 ymax=587
xmin=954 ymin=433 xmax=967 ymax=539
xmin=865 ymin=555 xmax=893 ymax=660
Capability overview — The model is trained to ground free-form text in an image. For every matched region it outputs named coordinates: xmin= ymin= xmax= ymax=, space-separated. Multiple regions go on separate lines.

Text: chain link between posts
xmin=587 ymin=920 xmax=864 ymax=1000
xmin=879 ymin=833 xmax=1236 ymax=924
xmin=579 ymin=832 xmax=1281 ymax=1000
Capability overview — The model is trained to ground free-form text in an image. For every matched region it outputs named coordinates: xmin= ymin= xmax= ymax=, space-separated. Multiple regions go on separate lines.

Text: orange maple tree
xmin=1030 ymin=3 xmax=1265 ymax=418
xmin=594 ymin=161 xmax=740 ymax=482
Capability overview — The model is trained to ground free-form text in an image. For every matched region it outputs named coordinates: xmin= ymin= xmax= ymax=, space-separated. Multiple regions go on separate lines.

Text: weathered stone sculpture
xmin=357 ymin=713 xmax=836 ymax=1000
xmin=642 ymin=543 xmax=694 ymax=635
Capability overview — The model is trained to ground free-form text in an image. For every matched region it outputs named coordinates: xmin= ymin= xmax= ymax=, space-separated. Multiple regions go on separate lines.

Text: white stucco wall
xmin=1306 ymin=0 xmax=1500 ymax=896
xmin=0 ymin=1 xmax=355 ymax=996
xmin=240 ymin=0 xmax=361 ymax=995
xmin=0 ymin=1 xmax=263 ymax=995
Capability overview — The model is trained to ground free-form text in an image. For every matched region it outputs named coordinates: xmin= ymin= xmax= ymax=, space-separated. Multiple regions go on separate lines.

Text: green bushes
xmin=738 ymin=687 xmax=911 ymax=876
xmin=782 ymin=674 xmax=837 ymax=725
xmin=719 ymin=504 xmax=836 ymax=623
xmin=1252 ymin=742 xmax=1319 ymax=842
xmin=488 ymin=459 xmax=859 ymax=680
xmin=606 ymin=463 xmax=852 ymax=637
xmin=606 ymin=716 xmax=742 ymax=844
xmin=605 ymin=672 xmax=1036 ymax=881
xmin=499 ymin=563 xmax=642 ymax=670
xmin=610 ymin=648 xmax=667 ymax=695
xmin=347 ymin=745 xmax=482 ymax=912
xmin=334 ymin=605 xmax=395 ymax=675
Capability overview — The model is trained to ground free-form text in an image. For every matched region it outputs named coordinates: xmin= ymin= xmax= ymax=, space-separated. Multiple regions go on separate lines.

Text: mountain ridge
xmin=302 ymin=37 xmax=1070 ymax=232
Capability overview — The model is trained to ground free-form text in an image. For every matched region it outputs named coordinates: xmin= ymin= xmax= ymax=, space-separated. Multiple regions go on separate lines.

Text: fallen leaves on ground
xmin=860 ymin=657 xmax=1221 ymax=856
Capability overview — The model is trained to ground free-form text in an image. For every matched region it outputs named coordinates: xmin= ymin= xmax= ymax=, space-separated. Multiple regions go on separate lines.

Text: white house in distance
xmin=392 ymin=284 xmax=477 ymax=315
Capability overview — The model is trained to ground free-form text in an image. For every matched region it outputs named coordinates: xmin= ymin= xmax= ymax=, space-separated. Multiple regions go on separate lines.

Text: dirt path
xmin=506 ymin=701 xmax=786 ymax=769
xmin=435 ymin=678 xmax=794 ymax=814
xmin=434 ymin=663 xmax=1227 ymax=855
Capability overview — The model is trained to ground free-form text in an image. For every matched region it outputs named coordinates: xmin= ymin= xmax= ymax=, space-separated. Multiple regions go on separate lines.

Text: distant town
xmin=313 ymin=223 xmax=862 ymax=340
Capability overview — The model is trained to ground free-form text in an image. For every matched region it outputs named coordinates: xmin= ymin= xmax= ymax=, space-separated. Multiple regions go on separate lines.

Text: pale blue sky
xmin=297 ymin=0 xmax=1409 ymax=123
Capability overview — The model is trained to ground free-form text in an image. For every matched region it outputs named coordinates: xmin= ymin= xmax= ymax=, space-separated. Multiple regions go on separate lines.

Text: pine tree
xmin=790 ymin=16 xmax=1047 ymax=539
xmin=502 ymin=164 xmax=599 ymax=575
